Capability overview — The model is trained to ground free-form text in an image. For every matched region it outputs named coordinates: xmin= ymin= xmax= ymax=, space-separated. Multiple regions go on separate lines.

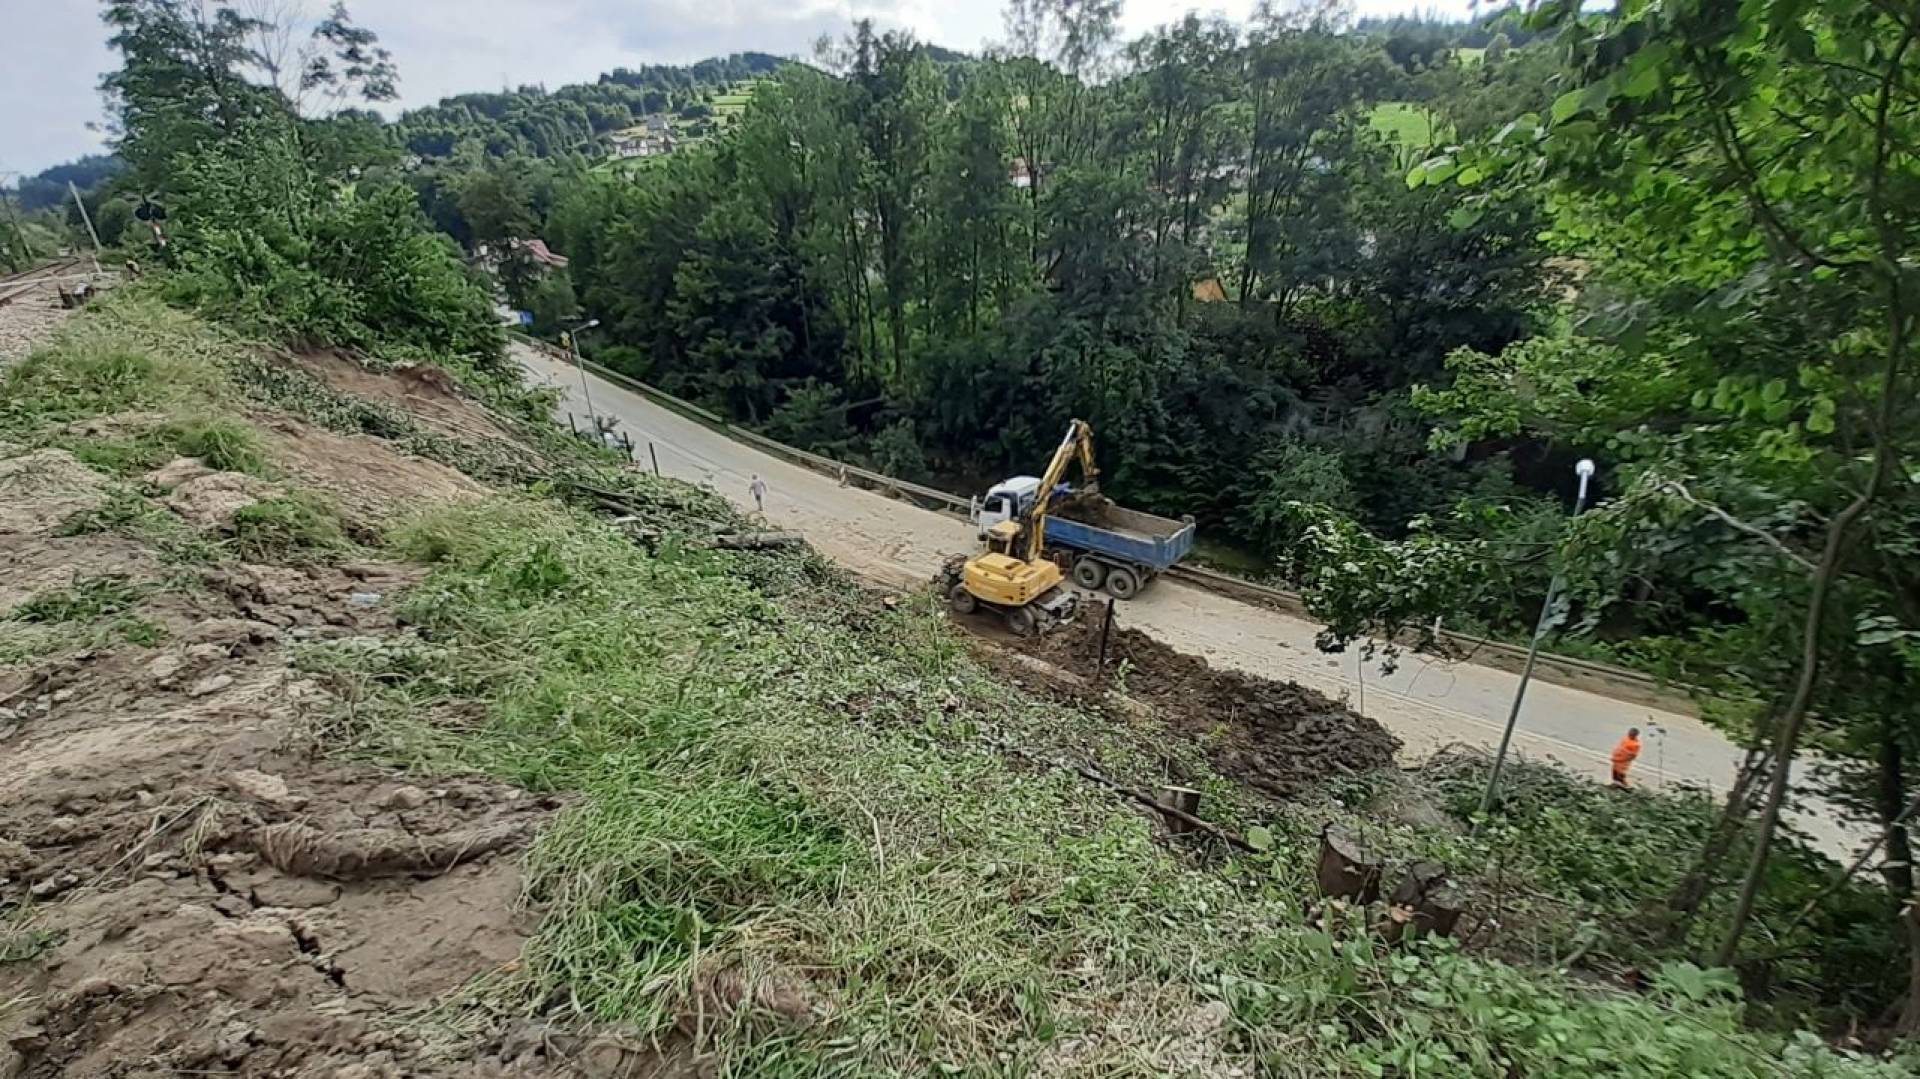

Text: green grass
xmin=290 ymin=494 xmax=1917 ymax=1077
xmin=56 ymin=485 xmax=225 ymax=565
xmin=162 ymin=415 xmax=266 ymax=474
xmin=9 ymin=576 xmax=144 ymax=624
xmin=229 ymin=492 xmax=350 ymax=562
xmin=0 ymin=292 xmax=275 ymax=481
xmin=1368 ymin=102 xmax=1455 ymax=153
xmin=0 ymin=294 xmax=234 ymax=432
xmin=2 ymin=574 xmax=169 ymax=664
xmin=710 ymin=81 xmax=761 ymax=116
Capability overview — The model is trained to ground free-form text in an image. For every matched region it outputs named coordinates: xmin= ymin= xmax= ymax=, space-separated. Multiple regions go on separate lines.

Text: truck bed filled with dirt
xmin=1053 ymin=490 xmax=1186 ymax=539
xmin=1029 ymin=602 xmax=1401 ymax=799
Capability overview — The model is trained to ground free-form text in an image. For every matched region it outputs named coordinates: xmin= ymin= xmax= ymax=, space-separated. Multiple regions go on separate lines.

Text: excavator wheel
xmin=1006 ymin=606 xmax=1038 ymax=637
xmin=948 ymin=584 xmax=978 ymax=615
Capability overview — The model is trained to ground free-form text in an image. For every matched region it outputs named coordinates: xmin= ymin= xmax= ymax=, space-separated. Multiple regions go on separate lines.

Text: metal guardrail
xmin=511 ymin=331 xmax=1692 ymax=714
xmin=512 ymin=331 xmax=974 ymax=514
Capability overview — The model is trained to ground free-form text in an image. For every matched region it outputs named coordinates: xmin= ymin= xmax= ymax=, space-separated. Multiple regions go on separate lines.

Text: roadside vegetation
xmin=301 ymin=487 xmax=1910 ymax=1075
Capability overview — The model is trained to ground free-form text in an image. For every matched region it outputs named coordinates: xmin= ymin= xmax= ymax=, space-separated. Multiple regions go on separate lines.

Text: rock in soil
xmin=1030 ymin=601 xmax=1400 ymax=799
xmin=163 ymin=471 xmax=285 ymax=530
xmin=142 ymin=456 xmax=215 ymax=491
xmin=0 ymin=450 xmax=108 ymax=535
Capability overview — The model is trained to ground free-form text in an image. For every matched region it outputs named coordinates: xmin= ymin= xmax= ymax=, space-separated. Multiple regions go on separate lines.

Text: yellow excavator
xmin=941 ymin=419 xmax=1096 ymax=636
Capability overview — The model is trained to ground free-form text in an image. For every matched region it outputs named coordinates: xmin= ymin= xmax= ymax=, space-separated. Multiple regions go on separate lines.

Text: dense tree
xmin=99 ymin=0 xmax=499 ymax=366
xmin=1403 ymin=0 xmax=1920 ymax=1030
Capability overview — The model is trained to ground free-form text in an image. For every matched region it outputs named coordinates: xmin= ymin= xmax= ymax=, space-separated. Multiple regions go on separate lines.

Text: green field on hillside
xmin=1368 ymin=102 xmax=1455 ymax=152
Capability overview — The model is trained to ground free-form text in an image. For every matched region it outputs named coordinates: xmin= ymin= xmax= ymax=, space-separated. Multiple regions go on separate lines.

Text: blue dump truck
xmin=973 ymin=476 xmax=1197 ymax=599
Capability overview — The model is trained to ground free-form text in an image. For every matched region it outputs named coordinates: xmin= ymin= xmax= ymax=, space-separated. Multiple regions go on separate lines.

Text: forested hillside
xmin=544 ymin=9 xmax=1564 ymax=601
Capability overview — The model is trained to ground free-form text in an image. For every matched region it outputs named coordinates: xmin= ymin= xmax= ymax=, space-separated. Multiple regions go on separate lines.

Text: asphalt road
xmin=517 ymin=342 xmax=1861 ymax=858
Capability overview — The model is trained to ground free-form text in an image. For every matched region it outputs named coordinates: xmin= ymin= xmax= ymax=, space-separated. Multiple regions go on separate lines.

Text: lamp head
xmin=1575 ymin=459 xmax=1596 ymax=479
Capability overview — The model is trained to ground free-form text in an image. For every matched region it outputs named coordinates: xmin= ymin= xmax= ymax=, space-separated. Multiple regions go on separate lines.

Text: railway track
xmin=0 ymin=257 xmax=88 ymax=306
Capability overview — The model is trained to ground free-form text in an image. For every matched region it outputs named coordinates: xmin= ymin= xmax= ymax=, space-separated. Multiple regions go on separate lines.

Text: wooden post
xmin=622 ymin=431 xmax=634 ymax=460
xmin=68 ymin=181 xmax=102 ymax=275
xmin=648 ymin=442 xmax=660 ymax=477
xmin=567 ymin=413 xmax=578 ymax=437
xmin=1096 ymin=599 xmax=1116 ymax=681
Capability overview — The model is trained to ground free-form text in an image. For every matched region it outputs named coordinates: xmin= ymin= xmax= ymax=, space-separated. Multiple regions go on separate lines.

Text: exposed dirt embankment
xmin=1028 ymin=601 xmax=1401 ymax=800
xmin=0 ymin=343 xmax=651 ymax=1077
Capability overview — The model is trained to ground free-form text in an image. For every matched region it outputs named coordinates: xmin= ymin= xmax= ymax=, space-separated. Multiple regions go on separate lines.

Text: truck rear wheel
xmin=1071 ymin=557 xmax=1108 ymax=590
xmin=1104 ymin=566 xmax=1141 ymax=600
xmin=948 ymin=584 xmax=978 ymax=615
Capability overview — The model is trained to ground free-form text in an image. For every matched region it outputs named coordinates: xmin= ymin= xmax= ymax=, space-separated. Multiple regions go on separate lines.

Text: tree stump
xmin=1379 ymin=861 xmax=1465 ymax=942
xmin=1316 ymin=824 xmax=1383 ymax=903
xmin=1157 ymin=786 xmax=1201 ymax=836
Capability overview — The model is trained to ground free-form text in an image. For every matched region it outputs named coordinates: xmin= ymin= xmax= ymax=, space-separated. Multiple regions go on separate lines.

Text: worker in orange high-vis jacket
xmin=1610 ymin=727 xmax=1642 ymax=788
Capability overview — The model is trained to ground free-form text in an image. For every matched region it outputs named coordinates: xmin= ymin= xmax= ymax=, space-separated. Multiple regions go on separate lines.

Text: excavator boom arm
xmin=1024 ymin=419 xmax=1097 ymax=561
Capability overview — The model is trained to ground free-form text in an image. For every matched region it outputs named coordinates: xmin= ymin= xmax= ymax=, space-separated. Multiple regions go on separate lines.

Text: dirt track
xmin=514 ymin=343 xmax=1866 ymax=860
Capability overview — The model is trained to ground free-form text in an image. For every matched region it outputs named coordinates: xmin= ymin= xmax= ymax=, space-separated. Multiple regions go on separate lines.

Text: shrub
xmin=161 ymin=119 xmax=504 ymax=370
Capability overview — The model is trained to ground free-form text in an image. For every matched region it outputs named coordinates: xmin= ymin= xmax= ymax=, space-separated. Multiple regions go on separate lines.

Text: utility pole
xmin=68 ymin=181 xmax=103 ymax=275
xmin=563 ymin=318 xmax=602 ymax=437
xmin=1475 ymin=458 xmax=1597 ymax=829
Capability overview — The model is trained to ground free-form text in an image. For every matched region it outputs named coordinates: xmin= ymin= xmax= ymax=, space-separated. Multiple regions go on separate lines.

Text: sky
xmin=2 ymin=0 xmax=1477 ymax=178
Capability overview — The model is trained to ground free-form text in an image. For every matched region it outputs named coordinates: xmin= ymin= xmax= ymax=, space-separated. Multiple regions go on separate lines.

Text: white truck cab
xmin=974 ymin=475 xmax=1043 ymax=537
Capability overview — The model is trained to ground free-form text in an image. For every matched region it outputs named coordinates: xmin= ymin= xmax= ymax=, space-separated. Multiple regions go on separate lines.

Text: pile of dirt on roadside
xmin=1030 ymin=601 xmax=1401 ymax=799
xmin=292 ymin=349 xmax=521 ymax=448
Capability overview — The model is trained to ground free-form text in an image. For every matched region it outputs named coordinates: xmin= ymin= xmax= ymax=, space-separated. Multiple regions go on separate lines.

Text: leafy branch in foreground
xmin=1422 ymin=0 xmax=1920 ymax=1019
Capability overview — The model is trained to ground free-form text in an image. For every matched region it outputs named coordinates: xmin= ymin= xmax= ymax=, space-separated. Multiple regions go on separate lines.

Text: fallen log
xmin=710 ymin=530 xmax=805 ymax=550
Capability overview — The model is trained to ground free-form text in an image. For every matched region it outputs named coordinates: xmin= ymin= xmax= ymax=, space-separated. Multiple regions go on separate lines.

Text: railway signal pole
xmin=68 ymin=182 xmax=103 ymax=275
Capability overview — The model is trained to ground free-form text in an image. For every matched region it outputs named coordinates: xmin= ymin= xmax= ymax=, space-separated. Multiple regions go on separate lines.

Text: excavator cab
xmin=943 ymin=421 xmax=1093 ymax=636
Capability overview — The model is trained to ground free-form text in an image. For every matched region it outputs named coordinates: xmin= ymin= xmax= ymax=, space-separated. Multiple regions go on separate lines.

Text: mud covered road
xmin=516 ymin=344 xmax=1861 ymax=857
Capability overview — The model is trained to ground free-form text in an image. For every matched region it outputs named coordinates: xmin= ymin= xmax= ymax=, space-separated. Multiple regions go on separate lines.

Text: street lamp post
xmin=1475 ymin=458 xmax=1597 ymax=829
xmin=563 ymin=318 xmax=602 ymax=438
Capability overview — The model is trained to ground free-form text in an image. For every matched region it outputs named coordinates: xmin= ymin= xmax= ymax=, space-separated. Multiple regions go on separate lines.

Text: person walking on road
xmin=1611 ymin=727 xmax=1642 ymax=788
xmin=749 ymin=474 xmax=768 ymax=514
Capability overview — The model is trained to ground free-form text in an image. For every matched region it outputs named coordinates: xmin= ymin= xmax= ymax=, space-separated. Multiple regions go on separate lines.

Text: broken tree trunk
xmin=1157 ymin=786 xmax=1201 ymax=836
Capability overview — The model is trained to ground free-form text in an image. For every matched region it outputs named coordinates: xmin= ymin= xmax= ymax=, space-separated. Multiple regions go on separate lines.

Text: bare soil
xmin=253 ymin=416 xmax=488 ymax=530
xmin=0 ymin=357 xmax=664 ymax=1076
xmin=0 ymin=286 xmax=81 ymax=370
xmin=1029 ymin=601 xmax=1402 ymax=800
xmin=293 ymin=349 xmax=522 ymax=448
